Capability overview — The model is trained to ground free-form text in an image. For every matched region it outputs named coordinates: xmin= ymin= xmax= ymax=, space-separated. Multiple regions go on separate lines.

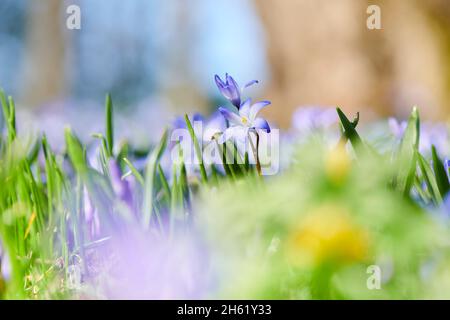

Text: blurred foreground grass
xmin=1 ymin=86 xmax=450 ymax=299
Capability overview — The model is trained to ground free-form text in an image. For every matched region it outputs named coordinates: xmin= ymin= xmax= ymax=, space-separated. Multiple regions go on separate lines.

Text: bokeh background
xmin=1 ymin=0 xmax=450 ymax=133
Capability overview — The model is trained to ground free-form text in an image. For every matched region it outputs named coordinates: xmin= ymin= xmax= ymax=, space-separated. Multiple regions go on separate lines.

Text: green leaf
xmin=184 ymin=114 xmax=208 ymax=183
xmin=0 ymin=90 xmax=16 ymax=142
xmin=8 ymin=96 xmax=16 ymax=137
xmin=180 ymin=161 xmax=189 ymax=201
xmin=91 ymin=133 xmax=110 ymax=174
xmin=123 ymin=157 xmax=145 ymax=186
xmin=65 ymin=128 xmax=88 ymax=175
xmin=157 ymin=164 xmax=171 ymax=201
xmin=26 ymin=137 xmax=41 ymax=164
xmin=0 ymin=88 xmax=9 ymax=129
xmin=417 ymin=151 xmax=442 ymax=204
xmin=105 ymin=93 xmax=114 ymax=157
xmin=244 ymin=152 xmax=250 ymax=172
xmin=142 ymin=129 xmax=168 ymax=228
xmin=336 ymin=108 xmax=363 ymax=147
xmin=431 ymin=145 xmax=450 ymax=198
xmin=226 ymin=140 xmax=245 ymax=176
xmin=396 ymin=107 xmax=420 ymax=196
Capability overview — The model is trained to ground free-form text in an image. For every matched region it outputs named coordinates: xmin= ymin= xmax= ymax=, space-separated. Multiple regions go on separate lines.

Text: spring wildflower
xmin=215 ymin=74 xmax=258 ymax=109
xmin=109 ymin=159 xmax=133 ymax=209
xmin=89 ymin=230 xmax=210 ymax=299
xmin=218 ymin=98 xmax=271 ymax=143
xmin=292 ymin=107 xmax=338 ymax=133
xmin=172 ymin=112 xmax=226 ymax=143
xmin=388 ymin=117 xmax=407 ymax=139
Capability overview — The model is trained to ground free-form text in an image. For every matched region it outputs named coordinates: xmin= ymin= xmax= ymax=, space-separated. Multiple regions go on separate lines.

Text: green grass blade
xmin=336 ymin=107 xmax=363 ymax=148
xmin=142 ymin=129 xmax=168 ymax=228
xmin=0 ymin=90 xmax=16 ymax=142
xmin=0 ymin=88 xmax=9 ymax=127
xmin=105 ymin=93 xmax=114 ymax=157
xmin=65 ymin=128 xmax=88 ymax=175
xmin=123 ymin=157 xmax=145 ymax=186
xmin=8 ymin=96 xmax=16 ymax=139
xmin=417 ymin=151 xmax=442 ymax=203
xmin=158 ymin=164 xmax=171 ymax=200
xmin=184 ymin=114 xmax=208 ymax=183
xmin=396 ymin=107 xmax=420 ymax=196
xmin=431 ymin=145 xmax=450 ymax=198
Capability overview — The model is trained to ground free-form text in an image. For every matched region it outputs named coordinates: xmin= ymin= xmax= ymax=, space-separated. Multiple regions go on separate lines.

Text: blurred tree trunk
xmin=20 ymin=0 xmax=66 ymax=107
xmin=253 ymin=0 xmax=450 ymax=127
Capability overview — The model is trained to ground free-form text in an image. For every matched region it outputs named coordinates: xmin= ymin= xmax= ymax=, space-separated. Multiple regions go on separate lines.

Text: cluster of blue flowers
xmin=214 ymin=74 xmax=271 ymax=143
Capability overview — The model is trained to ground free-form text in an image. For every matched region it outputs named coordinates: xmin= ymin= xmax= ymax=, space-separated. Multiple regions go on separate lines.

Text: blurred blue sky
xmin=0 ymin=0 xmax=268 ymax=107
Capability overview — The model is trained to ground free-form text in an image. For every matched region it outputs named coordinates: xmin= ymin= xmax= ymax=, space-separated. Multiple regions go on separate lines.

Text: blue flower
xmin=109 ymin=159 xmax=133 ymax=209
xmin=218 ymin=98 xmax=271 ymax=143
xmin=292 ymin=107 xmax=338 ymax=132
xmin=215 ymin=74 xmax=258 ymax=109
xmin=388 ymin=117 xmax=407 ymax=139
xmin=172 ymin=113 xmax=205 ymax=130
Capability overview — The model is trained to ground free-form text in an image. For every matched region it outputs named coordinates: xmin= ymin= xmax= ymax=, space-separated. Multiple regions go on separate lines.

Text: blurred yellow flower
xmin=325 ymin=142 xmax=351 ymax=185
xmin=287 ymin=204 xmax=368 ymax=267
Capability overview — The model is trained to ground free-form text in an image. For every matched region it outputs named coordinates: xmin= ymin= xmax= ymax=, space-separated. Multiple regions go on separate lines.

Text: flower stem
xmin=256 ymin=132 xmax=262 ymax=176
xmin=249 ymin=131 xmax=262 ymax=176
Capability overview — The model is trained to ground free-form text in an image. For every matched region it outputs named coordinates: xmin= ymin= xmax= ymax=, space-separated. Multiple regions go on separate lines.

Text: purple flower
xmin=292 ymin=107 xmax=338 ymax=132
xmin=218 ymin=98 xmax=271 ymax=143
xmin=202 ymin=111 xmax=227 ymax=142
xmin=172 ymin=113 xmax=205 ymax=130
xmin=214 ymin=74 xmax=258 ymax=109
xmin=164 ymin=112 xmax=227 ymax=178
xmin=83 ymin=187 xmax=101 ymax=239
xmin=109 ymin=159 xmax=133 ymax=209
xmin=389 ymin=118 xmax=449 ymax=156
xmin=420 ymin=123 xmax=449 ymax=156
xmin=86 ymin=230 xmax=211 ymax=299
xmin=388 ymin=117 xmax=407 ymax=139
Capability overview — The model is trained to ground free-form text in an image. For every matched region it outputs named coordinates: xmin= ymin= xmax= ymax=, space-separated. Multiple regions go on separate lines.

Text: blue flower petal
xmin=226 ymin=74 xmax=239 ymax=88
xmin=193 ymin=113 xmax=205 ymax=122
xmin=214 ymin=74 xmax=225 ymax=89
xmin=239 ymin=98 xmax=252 ymax=118
xmin=253 ymin=117 xmax=271 ymax=133
xmin=250 ymin=100 xmax=271 ymax=121
xmin=244 ymin=80 xmax=259 ymax=89
xmin=219 ymin=107 xmax=243 ymax=126
xmin=172 ymin=116 xmax=186 ymax=129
